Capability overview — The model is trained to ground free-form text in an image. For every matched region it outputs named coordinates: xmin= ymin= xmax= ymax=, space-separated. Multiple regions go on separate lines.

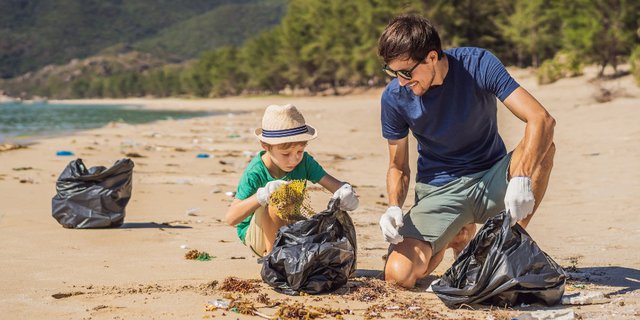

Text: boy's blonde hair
xmin=262 ymin=141 xmax=308 ymax=151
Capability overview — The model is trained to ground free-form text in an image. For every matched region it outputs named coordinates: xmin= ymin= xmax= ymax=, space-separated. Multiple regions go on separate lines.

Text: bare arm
xmin=387 ymin=137 xmax=411 ymax=207
xmin=224 ymin=196 xmax=262 ymax=226
xmin=318 ymin=174 xmax=346 ymax=193
xmin=503 ymin=87 xmax=556 ymax=177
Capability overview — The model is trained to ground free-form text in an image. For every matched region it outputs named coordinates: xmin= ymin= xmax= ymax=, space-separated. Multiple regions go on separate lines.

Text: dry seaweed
xmin=348 ymin=278 xmax=393 ymax=302
xmin=219 ymin=277 xmax=261 ymax=294
xmin=256 ymin=293 xmax=271 ymax=305
xmin=269 ymin=180 xmax=314 ymax=221
xmin=273 ymin=302 xmax=351 ymax=320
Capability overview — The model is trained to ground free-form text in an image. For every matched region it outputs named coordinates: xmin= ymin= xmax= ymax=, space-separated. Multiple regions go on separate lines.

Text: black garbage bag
xmin=432 ymin=211 xmax=566 ymax=307
xmin=261 ymin=198 xmax=357 ymax=295
xmin=52 ymin=158 xmax=134 ymax=228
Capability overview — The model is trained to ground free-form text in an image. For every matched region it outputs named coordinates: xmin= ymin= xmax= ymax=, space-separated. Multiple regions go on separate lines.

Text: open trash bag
xmin=432 ymin=211 xmax=566 ymax=307
xmin=52 ymin=158 xmax=134 ymax=228
xmin=261 ymin=198 xmax=357 ymax=295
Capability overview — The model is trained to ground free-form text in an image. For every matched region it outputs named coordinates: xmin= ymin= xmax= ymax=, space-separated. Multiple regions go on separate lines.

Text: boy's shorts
xmin=398 ymin=152 xmax=512 ymax=255
xmin=243 ymin=206 xmax=268 ymax=257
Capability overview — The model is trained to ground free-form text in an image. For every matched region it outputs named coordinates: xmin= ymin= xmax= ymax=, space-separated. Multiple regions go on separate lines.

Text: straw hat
xmin=255 ymin=104 xmax=317 ymax=144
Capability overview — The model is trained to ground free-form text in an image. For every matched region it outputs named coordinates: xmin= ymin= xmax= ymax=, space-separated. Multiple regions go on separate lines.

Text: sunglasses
xmin=382 ymin=59 xmax=423 ymax=80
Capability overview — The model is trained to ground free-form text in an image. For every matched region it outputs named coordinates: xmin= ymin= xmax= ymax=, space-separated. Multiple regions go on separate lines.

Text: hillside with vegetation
xmin=0 ymin=0 xmax=286 ymax=78
xmin=1 ymin=0 xmax=638 ymax=99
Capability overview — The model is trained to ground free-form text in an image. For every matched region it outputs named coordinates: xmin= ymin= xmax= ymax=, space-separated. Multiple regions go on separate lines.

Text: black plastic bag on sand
xmin=52 ymin=158 xmax=134 ymax=228
xmin=261 ymin=198 xmax=357 ymax=295
xmin=432 ymin=211 xmax=566 ymax=307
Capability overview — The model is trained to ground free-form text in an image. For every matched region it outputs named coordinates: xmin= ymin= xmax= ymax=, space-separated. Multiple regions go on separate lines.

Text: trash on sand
xmin=185 ymin=249 xmax=213 ymax=261
xmin=561 ymin=291 xmax=609 ymax=305
xmin=175 ymin=178 xmax=192 ymax=185
xmin=52 ymin=158 xmax=133 ymax=228
xmin=432 ymin=211 xmax=566 ymax=307
xmin=208 ymin=298 xmax=231 ymax=309
xmin=196 ymin=153 xmax=210 ymax=158
xmin=180 ymin=244 xmax=189 ymax=249
xmin=515 ymin=309 xmax=575 ymax=320
xmin=186 ymin=207 xmax=200 ymax=216
xmin=261 ymin=198 xmax=357 ymax=295
xmin=56 ymin=150 xmax=74 ymax=156
xmin=225 ymin=191 xmax=236 ymax=197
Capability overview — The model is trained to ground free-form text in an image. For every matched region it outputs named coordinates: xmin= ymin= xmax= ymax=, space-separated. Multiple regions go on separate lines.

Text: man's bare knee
xmin=384 ymin=239 xmax=433 ymax=288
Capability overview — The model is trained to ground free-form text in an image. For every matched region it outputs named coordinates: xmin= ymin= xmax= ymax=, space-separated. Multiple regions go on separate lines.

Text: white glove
xmin=504 ymin=176 xmax=535 ymax=226
xmin=332 ymin=183 xmax=359 ymax=211
xmin=256 ymin=180 xmax=289 ymax=206
xmin=379 ymin=206 xmax=404 ymax=244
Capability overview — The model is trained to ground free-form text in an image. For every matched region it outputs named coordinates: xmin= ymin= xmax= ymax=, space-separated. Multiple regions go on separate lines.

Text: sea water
xmin=0 ymin=102 xmax=215 ymax=142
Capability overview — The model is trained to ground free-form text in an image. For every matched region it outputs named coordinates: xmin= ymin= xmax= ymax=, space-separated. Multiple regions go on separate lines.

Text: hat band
xmin=261 ymin=125 xmax=309 ymax=138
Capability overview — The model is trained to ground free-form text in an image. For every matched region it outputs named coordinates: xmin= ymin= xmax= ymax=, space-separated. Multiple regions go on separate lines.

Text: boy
xmin=225 ymin=104 xmax=359 ymax=256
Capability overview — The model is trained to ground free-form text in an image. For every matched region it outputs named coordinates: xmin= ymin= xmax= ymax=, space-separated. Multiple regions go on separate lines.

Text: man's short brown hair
xmin=378 ymin=14 xmax=443 ymax=63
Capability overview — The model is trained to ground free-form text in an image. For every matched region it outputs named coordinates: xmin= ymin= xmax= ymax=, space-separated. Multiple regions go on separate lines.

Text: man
xmin=377 ymin=14 xmax=556 ymax=288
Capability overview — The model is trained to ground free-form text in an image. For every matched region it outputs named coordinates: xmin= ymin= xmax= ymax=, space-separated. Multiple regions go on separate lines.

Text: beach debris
xmin=347 ymin=278 xmax=394 ymax=302
xmin=12 ymin=167 xmax=33 ymax=171
xmin=174 ymin=178 xmax=192 ymax=185
xmin=180 ymin=244 xmax=189 ymax=249
xmin=275 ymin=302 xmax=350 ymax=320
xmin=174 ymin=147 xmax=187 ymax=152
xmin=219 ymin=277 xmax=260 ymax=294
xmin=51 ymin=291 xmax=85 ymax=299
xmin=561 ymin=291 xmax=609 ymax=305
xmin=227 ymin=133 xmax=240 ymax=139
xmin=185 ymin=249 xmax=213 ymax=261
xmin=230 ymin=298 xmax=258 ymax=316
xmin=269 ymin=180 xmax=314 ymax=221
xmin=186 ymin=207 xmax=200 ymax=216
xmin=256 ymin=293 xmax=271 ymax=305
xmin=124 ymin=152 xmax=145 ymax=158
xmin=196 ymin=153 xmax=210 ymax=158
xmin=0 ymin=143 xmax=26 ymax=152
xmin=55 ymin=150 xmax=75 ymax=156
xmin=208 ymin=298 xmax=232 ymax=309
xmin=515 ymin=309 xmax=575 ymax=320
xmin=242 ymin=150 xmax=256 ymax=157
xmin=225 ymin=191 xmax=236 ymax=197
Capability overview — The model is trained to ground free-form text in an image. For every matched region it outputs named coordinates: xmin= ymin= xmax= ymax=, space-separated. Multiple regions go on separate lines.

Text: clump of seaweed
xmin=184 ymin=249 xmax=213 ymax=261
xmin=269 ymin=180 xmax=314 ymax=221
xmin=219 ymin=277 xmax=261 ymax=294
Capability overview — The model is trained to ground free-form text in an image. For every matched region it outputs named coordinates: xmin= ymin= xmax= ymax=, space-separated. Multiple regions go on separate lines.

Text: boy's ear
xmin=260 ymin=142 xmax=271 ymax=151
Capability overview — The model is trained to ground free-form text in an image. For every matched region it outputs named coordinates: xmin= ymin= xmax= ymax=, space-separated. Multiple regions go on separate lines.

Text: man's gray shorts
xmin=399 ymin=153 xmax=512 ymax=255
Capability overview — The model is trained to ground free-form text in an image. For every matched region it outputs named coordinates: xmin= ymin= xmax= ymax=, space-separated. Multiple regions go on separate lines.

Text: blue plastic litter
xmin=56 ymin=150 xmax=75 ymax=156
xmin=196 ymin=153 xmax=210 ymax=158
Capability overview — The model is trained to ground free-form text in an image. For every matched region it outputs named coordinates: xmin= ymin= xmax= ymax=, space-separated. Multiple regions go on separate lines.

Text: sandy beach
xmin=1 ymin=68 xmax=639 ymax=319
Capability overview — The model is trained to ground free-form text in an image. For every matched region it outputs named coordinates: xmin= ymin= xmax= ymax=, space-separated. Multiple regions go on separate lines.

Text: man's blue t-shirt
xmin=381 ymin=47 xmax=520 ymax=186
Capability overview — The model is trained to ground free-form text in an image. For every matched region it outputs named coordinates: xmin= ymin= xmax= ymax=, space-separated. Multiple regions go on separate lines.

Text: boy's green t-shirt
xmin=235 ymin=151 xmax=327 ymax=242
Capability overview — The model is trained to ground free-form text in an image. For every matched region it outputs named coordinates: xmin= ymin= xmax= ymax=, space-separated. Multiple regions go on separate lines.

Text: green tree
xmin=497 ymin=0 xmax=561 ymax=67
xmin=560 ymin=0 xmax=640 ymax=76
